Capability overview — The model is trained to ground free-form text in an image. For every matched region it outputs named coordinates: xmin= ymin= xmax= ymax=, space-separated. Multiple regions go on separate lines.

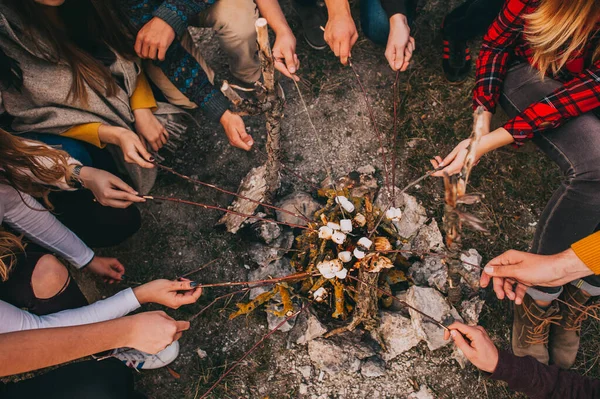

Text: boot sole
xmin=304 ymin=34 xmax=327 ymax=51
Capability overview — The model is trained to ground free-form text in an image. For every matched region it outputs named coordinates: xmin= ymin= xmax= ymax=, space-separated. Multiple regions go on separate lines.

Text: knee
xmin=213 ymin=0 xmax=257 ymax=40
xmin=31 ymin=255 xmax=69 ymax=299
xmin=360 ymin=0 xmax=390 ymax=45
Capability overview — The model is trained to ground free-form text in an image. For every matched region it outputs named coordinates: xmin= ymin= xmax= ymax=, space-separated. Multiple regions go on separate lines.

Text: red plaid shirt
xmin=473 ymin=0 xmax=600 ymax=145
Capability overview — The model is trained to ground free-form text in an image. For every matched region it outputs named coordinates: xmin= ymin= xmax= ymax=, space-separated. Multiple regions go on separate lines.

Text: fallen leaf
xmin=167 ymin=367 xmax=181 ymax=379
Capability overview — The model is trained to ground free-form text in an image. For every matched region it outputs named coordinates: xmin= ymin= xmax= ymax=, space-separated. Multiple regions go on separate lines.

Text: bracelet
xmin=69 ymin=165 xmax=84 ymax=189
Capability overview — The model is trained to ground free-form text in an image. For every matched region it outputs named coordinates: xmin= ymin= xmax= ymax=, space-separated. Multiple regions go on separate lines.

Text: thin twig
xmin=199 ymin=305 xmax=307 ymax=399
xmin=348 ymin=275 xmax=449 ymax=331
xmin=178 ymin=258 xmax=221 ymax=279
xmin=144 ymin=196 xmax=313 ymax=231
xmin=156 ymin=164 xmax=311 ymax=223
xmin=253 ymin=147 xmax=320 ymax=191
xmin=189 ymin=288 xmax=250 ymax=322
xmin=392 ymin=70 xmax=400 ymax=205
xmin=196 ymin=272 xmax=318 ymax=289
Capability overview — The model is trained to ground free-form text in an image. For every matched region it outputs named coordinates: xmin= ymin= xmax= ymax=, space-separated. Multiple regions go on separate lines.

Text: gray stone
xmin=406 ymin=286 xmax=463 ymax=351
xmin=460 ymin=297 xmax=485 ymax=325
xmin=360 ymin=356 xmax=386 ymax=378
xmin=247 ymin=230 xmax=295 ymax=268
xmin=296 ymin=313 xmax=328 ymax=345
xmin=409 ymin=257 xmax=448 ymax=293
xmin=374 ymin=186 xmax=405 ymax=211
xmin=249 ymin=257 xmax=294 ymax=299
xmin=460 ymin=249 xmax=483 ymax=290
xmin=298 ymin=365 xmax=312 ymax=379
xmin=452 ymin=345 xmax=469 ymax=369
xmin=299 ymin=384 xmax=309 ymax=395
xmin=276 ymin=192 xmax=321 ymax=226
xmin=395 ymin=194 xmax=428 ymax=239
xmin=266 ymin=302 xmax=297 ymax=332
xmin=376 ymin=311 xmax=420 ymax=361
xmin=408 ymin=385 xmax=435 ymax=399
xmin=357 ymin=165 xmax=376 ymax=175
xmin=411 ymin=219 xmax=445 ymax=253
xmin=308 ymin=335 xmax=376 ymax=375
xmin=253 ymin=221 xmax=282 ymax=244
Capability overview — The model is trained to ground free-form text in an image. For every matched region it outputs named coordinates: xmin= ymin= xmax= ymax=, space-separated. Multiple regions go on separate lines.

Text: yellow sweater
xmin=571 ymin=231 xmax=600 ymax=275
xmin=61 ymin=73 xmax=158 ymax=148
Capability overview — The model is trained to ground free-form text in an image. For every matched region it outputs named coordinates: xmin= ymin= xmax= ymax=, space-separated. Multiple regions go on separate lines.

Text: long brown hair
xmin=0 ymin=129 xmax=72 ymax=281
xmin=4 ymin=0 xmax=137 ymax=106
xmin=526 ymin=0 xmax=600 ymax=77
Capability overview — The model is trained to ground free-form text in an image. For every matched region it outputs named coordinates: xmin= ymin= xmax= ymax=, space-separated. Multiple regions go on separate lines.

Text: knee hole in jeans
xmin=31 ymin=255 xmax=70 ymax=300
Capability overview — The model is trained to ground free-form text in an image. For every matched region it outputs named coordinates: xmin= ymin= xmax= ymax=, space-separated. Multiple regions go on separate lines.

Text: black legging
xmin=1 ymin=359 xmax=145 ymax=399
xmin=443 ymin=0 xmax=505 ymax=42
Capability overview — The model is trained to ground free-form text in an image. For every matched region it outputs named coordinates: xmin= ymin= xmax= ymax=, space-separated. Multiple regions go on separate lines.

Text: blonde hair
xmin=525 ymin=0 xmax=600 ymax=77
xmin=0 ymin=129 xmax=71 ymax=281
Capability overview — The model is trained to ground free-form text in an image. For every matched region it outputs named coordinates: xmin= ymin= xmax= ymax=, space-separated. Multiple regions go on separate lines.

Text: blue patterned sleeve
xmin=153 ymin=0 xmax=209 ymax=37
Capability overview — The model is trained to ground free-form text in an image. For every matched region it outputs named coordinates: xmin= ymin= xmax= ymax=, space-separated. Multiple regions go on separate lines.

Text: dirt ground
xmin=87 ymin=0 xmax=600 ymax=398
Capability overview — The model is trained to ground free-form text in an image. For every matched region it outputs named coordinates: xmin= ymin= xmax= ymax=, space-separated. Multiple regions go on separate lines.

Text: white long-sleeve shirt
xmin=0 ymin=184 xmax=93 ymax=267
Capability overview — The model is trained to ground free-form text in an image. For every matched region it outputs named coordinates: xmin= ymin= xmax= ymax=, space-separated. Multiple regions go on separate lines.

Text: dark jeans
xmin=1 ymin=359 xmax=143 ymax=399
xmin=500 ymin=63 xmax=600 ymax=299
xmin=443 ymin=0 xmax=505 ymax=42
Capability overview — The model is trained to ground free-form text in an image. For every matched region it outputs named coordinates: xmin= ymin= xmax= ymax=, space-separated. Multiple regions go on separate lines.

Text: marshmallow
xmin=327 ymin=222 xmax=341 ymax=230
xmin=340 ymin=219 xmax=353 ymax=233
xmin=354 ymin=213 xmax=367 ymax=227
xmin=340 ymin=200 xmax=355 ymax=213
xmin=335 ymin=196 xmax=348 ymax=205
xmin=331 ymin=231 xmax=347 ymax=245
xmin=353 ymin=248 xmax=366 ymax=259
xmin=357 ymin=237 xmax=373 ymax=249
xmin=338 ymin=251 xmax=352 ymax=263
xmin=385 ymin=207 xmax=403 ymax=221
xmin=335 ymin=268 xmax=348 ymax=280
xmin=317 ymin=259 xmax=344 ymax=279
xmin=313 ymin=287 xmax=327 ymax=302
xmin=318 ymin=226 xmax=333 ymax=240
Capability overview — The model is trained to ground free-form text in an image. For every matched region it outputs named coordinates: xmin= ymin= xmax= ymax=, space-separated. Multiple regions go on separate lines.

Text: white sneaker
xmin=111 ymin=341 xmax=180 ymax=370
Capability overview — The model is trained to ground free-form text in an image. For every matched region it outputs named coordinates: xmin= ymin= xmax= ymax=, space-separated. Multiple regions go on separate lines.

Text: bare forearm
xmin=324 ymin=0 xmax=351 ymax=18
xmin=255 ymin=0 xmax=292 ymax=35
xmin=480 ymin=127 xmax=514 ymax=153
xmin=0 ymin=318 xmax=130 ymax=377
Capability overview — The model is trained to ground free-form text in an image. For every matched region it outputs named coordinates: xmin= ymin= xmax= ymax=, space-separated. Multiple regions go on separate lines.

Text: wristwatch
xmin=69 ymin=165 xmax=84 ymax=189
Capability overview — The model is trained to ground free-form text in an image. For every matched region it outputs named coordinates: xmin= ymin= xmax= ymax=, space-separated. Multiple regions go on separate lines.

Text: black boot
xmin=441 ymin=18 xmax=472 ymax=83
xmin=294 ymin=0 xmax=328 ymax=50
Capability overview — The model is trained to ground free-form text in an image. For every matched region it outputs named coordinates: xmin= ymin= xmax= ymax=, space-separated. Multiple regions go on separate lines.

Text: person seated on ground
xmin=440 ymin=0 xmax=505 ymax=83
xmin=293 ymin=0 xmax=416 ymax=71
xmin=0 ymin=129 xmax=145 ymax=247
xmin=445 ymin=321 xmax=600 ymax=399
xmin=123 ymin=0 xmax=299 ymax=151
xmin=0 ymin=0 xmax=183 ymax=195
xmin=432 ymin=0 xmax=600 ymax=368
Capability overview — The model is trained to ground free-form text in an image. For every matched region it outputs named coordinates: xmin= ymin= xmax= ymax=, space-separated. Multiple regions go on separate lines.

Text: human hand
xmin=134 ymin=17 xmax=176 ymax=61
xmin=324 ymin=11 xmax=358 ymax=65
xmin=98 ymin=125 xmax=155 ymax=169
xmin=124 ymin=311 xmax=190 ymax=354
xmin=385 ymin=14 xmax=415 ymax=71
xmin=78 ymin=167 xmax=145 ymax=208
xmin=272 ymin=30 xmax=300 ymax=81
xmin=133 ymin=279 xmax=202 ymax=308
xmin=86 ymin=256 xmax=125 ymax=283
xmin=134 ymin=108 xmax=168 ymax=152
xmin=481 ymin=249 xmax=592 ymax=305
xmin=220 ymin=110 xmax=254 ymax=151
xmin=444 ymin=322 xmax=499 ymax=373
xmin=430 ymin=138 xmax=477 ymax=177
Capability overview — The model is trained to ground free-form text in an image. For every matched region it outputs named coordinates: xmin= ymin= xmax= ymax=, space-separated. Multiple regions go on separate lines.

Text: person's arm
xmin=503 ymin=60 xmax=600 ymax=146
xmin=255 ymin=0 xmax=299 ymax=80
xmin=383 ymin=0 xmax=417 ymax=72
xmin=379 ymin=0 xmax=416 ymax=22
xmin=152 ymin=0 xmax=209 ymax=39
xmin=0 ymin=311 xmax=190 ymax=377
xmin=446 ymin=322 xmax=600 ymax=399
xmin=473 ymin=0 xmax=529 ymax=113
xmin=0 ymin=185 xmax=94 ymax=268
xmin=323 ymin=0 xmax=358 ymax=65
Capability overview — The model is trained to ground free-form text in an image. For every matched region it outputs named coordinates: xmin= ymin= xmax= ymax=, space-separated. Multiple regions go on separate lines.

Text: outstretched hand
xmin=444 ymin=322 xmax=499 ymax=373
xmin=133 ymin=279 xmax=202 ymax=309
xmin=86 ymin=256 xmax=125 ymax=283
xmin=273 ymin=30 xmax=300 ymax=81
xmin=324 ymin=10 xmax=358 ymax=65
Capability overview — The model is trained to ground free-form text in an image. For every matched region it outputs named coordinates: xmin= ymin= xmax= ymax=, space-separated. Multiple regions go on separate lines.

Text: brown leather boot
xmin=550 ymin=284 xmax=597 ymax=369
xmin=512 ymin=294 xmax=561 ymax=364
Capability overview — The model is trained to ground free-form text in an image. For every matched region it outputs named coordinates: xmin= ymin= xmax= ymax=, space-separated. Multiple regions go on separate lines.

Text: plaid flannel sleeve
xmin=473 ymin=0 xmax=530 ymax=113
xmin=153 ymin=0 xmax=210 ymax=37
xmin=504 ymin=60 xmax=600 ymax=145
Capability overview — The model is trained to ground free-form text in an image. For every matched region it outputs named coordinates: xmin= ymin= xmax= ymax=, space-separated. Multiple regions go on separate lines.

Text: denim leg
xmin=360 ymin=0 xmax=390 ymax=46
xmin=20 ymin=133 xmax=93 ymax=166
xmin=500 ymin=63 xmax=600 ymax=298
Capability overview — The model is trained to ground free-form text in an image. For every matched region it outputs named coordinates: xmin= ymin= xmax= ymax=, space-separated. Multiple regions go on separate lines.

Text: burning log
xmin=443 ymin=107 xmax=487 ymax=305
xmin=218 ymin=18 xmax=284 ymax=233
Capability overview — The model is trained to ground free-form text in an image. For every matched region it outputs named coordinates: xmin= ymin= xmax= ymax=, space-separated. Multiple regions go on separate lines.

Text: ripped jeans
xmin=500 ymin=63 xmax=600 ymax=301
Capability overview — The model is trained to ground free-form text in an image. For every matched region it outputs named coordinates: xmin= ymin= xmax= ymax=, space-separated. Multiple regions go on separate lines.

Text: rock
xmin=452 ymin=344 xmax=469 ymax=369
xmin=249 ymin=257 xmax=294 ymax=299
xmin=360 ymin=356 xmax=386 ymax=378
xmin=298 ymin=365 xmax=312 ymax=379
xmin=296 ymin=313 xmax=328 ymax=345
xmin=276 ymin=192 xmax=321 ymax=226
xmin=299 ymin=384 xmax=309 ymax=395
xmin=396 ymin=194 xmax=428 ymax=239
xmin=409 ymin=256 xmax=448 ymax=293
xmin=247 ymin=231 xmax=295 ymax=268
xmin=357 ymin=165 xmax=376 ymax=175
xmin=196 ymin=348 xmax=207 ymax=359
xmin=374 ymin=186 xmax=405 ymax=211
xmin=251 ymin=221 xmax=281 ymax=244
xmin=460 ymin=297 xmax=485 ymax=325
xmin=266 ymin=302 xmax=297 ymax=332
xmin=460 ymin=249 xmax=483 ymax=289
xmin=406 ymin=286 xmax=463 ymax=351
xmin=408 ymin=385 xmax=435 ymax=399
xmin=308 ymin=335 xmax=376 ymax=375
xmin=411 ymin=219 xmax=444 ymax=253
xmin=375 ymin=311 xmax=420 ymax=361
